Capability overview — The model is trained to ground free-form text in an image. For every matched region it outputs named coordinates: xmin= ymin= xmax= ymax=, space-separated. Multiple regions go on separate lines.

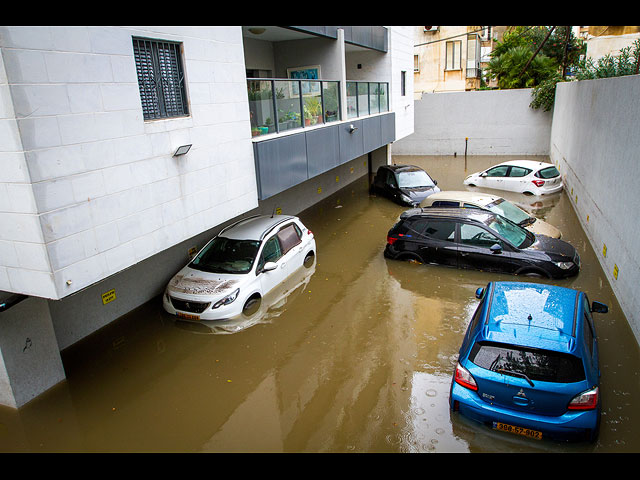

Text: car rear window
xmin=469 ymin=341 xmax=585 ymax=383
xmin=535 ymin=166 xmax=560 ymax=179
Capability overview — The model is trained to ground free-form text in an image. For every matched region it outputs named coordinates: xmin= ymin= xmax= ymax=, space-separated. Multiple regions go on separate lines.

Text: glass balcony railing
xmin=346 ymin=81 xmax=389 ymax=119
xmin=247 ymin=78 xmax=389 ymax=137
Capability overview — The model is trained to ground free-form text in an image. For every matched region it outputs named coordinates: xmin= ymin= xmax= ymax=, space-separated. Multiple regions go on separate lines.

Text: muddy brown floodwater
xmin=1 ymin=155 xmax=639 ymax=453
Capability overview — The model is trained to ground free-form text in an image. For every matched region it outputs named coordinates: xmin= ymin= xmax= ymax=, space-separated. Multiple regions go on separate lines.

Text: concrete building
xmin=413 ymin=26 xmax=508 ymax=96
xmin=0 ymin=26 xmax=414 ymax=407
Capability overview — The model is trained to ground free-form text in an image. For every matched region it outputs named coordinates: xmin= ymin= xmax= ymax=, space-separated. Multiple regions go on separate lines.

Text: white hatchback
xmin=163 ymin=214 xmax=316 ymax=322
xmin=463 ymin=160 xmax=563 ymax=195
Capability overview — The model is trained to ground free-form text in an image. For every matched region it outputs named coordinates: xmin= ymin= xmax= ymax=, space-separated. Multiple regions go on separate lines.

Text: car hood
xmin=167 ymin=267 xmax=243 ymax=298
xmin=399 ymin=185 xmax=441 ymax=204
xmin=524 ymin=234 xmax=576 ymax=259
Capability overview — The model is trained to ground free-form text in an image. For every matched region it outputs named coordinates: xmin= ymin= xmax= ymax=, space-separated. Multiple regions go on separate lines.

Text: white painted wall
xmin=0 ymin=26 xmax=258 ymax=300
xmin=392 ymin=88 xmax=552 ymax=156
xmin=550 ymin=75 xmax=640 ymax=344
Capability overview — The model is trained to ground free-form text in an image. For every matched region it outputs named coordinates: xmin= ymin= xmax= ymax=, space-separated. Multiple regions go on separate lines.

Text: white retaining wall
xmin=392 ymin=88 xmax=552 ymax=156
xmin=551 ymin=74 xmax=640 ymax=344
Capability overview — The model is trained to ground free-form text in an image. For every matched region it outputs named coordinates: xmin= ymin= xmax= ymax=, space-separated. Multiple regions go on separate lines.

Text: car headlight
xmin=400 ymin=194 xmax=413 ymax=204
xmin=212 ymin=288 xmax=240 ymax=309
xmin=554 ymin=261 xmax=574 ymax=270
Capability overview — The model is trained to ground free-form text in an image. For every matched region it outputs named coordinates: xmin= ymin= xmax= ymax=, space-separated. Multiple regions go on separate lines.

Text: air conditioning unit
xmin=424 ymin=26 xmax=439 ymax=32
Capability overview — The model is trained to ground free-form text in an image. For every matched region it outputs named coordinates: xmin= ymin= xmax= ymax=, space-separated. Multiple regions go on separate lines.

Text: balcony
xmin=247 ymin=77 xmax=395 ymax=200
xmin=248 ymin=78 xmax=389 ymax=137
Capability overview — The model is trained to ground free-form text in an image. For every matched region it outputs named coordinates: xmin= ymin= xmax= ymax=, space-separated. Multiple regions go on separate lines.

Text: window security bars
xmin=133 ymin=38 xmax=189 ymax=120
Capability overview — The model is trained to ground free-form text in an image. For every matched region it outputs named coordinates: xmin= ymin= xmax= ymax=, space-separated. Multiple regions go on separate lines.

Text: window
xmin=133 ymin=37 xmax=189 ymax=120
xmin=485 ymin=166 xmax=509 ymax=177
xmin=445 ymin=40 xmax=462 ymax=70
xmin=258 ymin=236 xmax=282 ymax=271
xmin=536 ymin=166 xmax=560 ymax=179
xmin=414 ymin=54 xmax=420 ymax=72
xmin=460 ymin=224 xmax=501 ymax=248
xmin=276 ymin=224 xmax=302 ymax=255
xmin=401 ymin=70 xmax=406 ymax=96
xmin=410 ymin=220 xmax=455 ymax=242
xmin=509 ymin=166 xmax=532 ymax=177
xmin=469 ymin=341 xmax=586 ymax=383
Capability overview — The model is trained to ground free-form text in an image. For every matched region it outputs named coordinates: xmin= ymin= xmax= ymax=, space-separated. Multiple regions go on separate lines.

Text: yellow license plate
xmin=493 ymin=422 xmax=542 ymax=440
xmin=177 ymin=312 xmax=200 ymax=321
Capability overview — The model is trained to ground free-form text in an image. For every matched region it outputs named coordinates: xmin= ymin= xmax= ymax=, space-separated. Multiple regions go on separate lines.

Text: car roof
xmin=400 ymin=206 xmax=496 ymax=223
xmin=220 ymin=214 xmax=297 ymax=241
xmin=423 ymin=190 xmax=501 ymax=206
xmin=385 ymin=164 xmax=424 ymax=173
xmin=481 ymin=281 xmax=581 ymax=354
xmin=493 ymin=160 xmax=556 ymax=170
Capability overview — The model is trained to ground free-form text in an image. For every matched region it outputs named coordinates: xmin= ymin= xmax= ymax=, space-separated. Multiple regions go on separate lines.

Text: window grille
xmin=132 ymin=37 xmax=189 ymax=120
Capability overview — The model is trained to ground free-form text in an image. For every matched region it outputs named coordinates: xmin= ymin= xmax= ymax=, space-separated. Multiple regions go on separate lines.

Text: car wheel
xmin=398 ymin=252 xmax=424 ymax=264
xmin=242 ymin=294 xmax=261 ymax=316
xmin=519 ymin=269 xmax=549 ymax=278
xmin=303 ymin=251 xmax=315 ymax=268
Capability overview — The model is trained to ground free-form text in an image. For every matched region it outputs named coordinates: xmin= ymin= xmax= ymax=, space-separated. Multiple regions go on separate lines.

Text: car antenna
xmin=271 ymin=205 xmax=276 ymax=218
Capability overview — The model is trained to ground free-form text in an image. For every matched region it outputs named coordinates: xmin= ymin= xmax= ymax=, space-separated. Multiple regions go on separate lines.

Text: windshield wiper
xmin=496 ymin=368 xmax=535 ymax=387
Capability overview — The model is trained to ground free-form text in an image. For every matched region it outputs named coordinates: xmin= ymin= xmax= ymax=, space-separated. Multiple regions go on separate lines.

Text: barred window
xmin=132 ymin=37 xmax=189 ymax=120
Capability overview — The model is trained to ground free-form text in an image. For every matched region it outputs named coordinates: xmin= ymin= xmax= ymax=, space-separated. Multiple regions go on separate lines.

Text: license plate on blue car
xmin=493 ymin=421 xmax=542 ymax=440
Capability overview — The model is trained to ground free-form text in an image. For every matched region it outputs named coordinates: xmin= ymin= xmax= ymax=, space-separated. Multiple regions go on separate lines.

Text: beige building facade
xmin=413 ymin=26 xmax=507 ymax=96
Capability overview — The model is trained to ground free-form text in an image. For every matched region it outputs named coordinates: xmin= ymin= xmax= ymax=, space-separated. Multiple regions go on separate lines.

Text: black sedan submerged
xmin=384 ymin=208 xmax=579 ymax=279
xmin=371 ymin=164 xmax=440 ymax=207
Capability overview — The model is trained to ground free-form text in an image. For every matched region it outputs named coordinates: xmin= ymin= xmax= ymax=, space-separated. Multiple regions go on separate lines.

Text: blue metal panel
xmin=254 ymin=134 xmax=308 ymax=199
xmin=362 ymin=116 xmax=382 ymax=152
xmin=338 ymin=120 xmax=364 ymax=164
xmin=380 ymin=112 xmax=396 ymax=144
xmin=306 ymin=126 xmax=340 ymax=177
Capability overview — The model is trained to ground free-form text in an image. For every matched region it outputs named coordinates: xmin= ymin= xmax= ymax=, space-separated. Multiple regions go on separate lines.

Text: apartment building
xmin=413 ymin=26 xmax=507 ymax=95
xmin=0 ymin=26 xmax=414 ymax=407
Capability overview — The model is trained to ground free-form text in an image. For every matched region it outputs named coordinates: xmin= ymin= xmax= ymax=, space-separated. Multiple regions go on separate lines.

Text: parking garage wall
xmin=391 ymin=88 xmax=552 ymax=156
xmin=550 ymin=74 xmax=640 ymax=346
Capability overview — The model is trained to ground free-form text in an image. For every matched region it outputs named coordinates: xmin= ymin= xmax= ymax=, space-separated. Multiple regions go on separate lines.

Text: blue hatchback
xmin=450 ymin=281 xmax=608 ymax=442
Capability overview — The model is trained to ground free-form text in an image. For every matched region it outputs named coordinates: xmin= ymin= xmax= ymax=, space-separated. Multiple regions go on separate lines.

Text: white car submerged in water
xmin=163 ymin=214 xmax=316 ymax=322
xmin=463 ymin=160 xmax=563 ymax=196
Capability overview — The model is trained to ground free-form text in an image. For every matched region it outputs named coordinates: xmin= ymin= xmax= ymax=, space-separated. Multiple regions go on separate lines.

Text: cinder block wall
xmin=551 ymin=75 xmax=640 ymax=344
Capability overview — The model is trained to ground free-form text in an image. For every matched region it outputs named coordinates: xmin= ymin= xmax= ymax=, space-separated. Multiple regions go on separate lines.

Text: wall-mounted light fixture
xmin=248 ymin=27 xmax=266 ymax=35
xmin=349 ymin=124 xmax=358 ymax=134
xmin=173 ymin=144 xmax=192 ymax=156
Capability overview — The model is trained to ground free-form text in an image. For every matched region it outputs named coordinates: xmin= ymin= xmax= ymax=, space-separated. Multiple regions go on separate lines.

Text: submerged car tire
xmin=517 ymin=268 xmax=550 ymax=279
xmin=304 ymin=251 xmax=315 ymax=268
xmin=242 ymin=294 xmax=262 ymax=316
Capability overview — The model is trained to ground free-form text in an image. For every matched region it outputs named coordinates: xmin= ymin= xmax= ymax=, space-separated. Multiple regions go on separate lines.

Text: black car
xmin=384 ymin=208 xmax=580 ymax=279
xmin=371 ymin=164 xmax=440 ymax=207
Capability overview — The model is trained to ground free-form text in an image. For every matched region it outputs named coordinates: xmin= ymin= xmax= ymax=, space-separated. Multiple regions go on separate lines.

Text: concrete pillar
xmin=0 ymin=296 xmax=65 ymax=408
xmin=337 ymin=28 xmax=348 ymax=122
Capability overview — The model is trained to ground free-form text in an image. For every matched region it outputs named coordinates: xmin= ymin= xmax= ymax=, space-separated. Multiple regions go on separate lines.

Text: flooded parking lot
xmin=1 ymin=155 xmax=639 ymax=453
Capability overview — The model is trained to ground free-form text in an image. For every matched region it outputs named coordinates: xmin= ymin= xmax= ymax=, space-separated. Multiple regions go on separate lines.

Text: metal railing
xmin=247 ymin=78 xmax=389 ymax=137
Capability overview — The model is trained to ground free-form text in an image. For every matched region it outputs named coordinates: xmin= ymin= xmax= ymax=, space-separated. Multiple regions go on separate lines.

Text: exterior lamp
xmin=173 ymin=144 xmax=192 ymax=156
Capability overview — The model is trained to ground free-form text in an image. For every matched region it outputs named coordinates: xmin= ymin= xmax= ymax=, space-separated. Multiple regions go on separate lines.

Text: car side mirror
xmin=480 ymin=172 xmax=487 ymax=177
xmin=262 ymin=261 xmax=277 ymax=273
xmin=475 ymin=287 xmax=484 ymax=299
xmin=591 ymin=301 xmax=608 ymax=314
xmin=433 ymin=180 xmax=438 ymax=185
xmin=490 ymin=243 xmax=502 ymax=253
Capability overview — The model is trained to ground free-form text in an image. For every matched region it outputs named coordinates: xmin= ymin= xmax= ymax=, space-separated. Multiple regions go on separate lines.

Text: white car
xmin=463 ymin=160 xmax=563 ymax=195
xmin=163 ymin=214 xmax=316 ymax=322
xmin=420 ymin=191 xmax=562 ymax=238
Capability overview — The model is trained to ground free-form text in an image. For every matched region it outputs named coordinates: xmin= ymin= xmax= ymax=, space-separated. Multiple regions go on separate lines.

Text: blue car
xmin=450 ymin=281 xmax=608 ymax=442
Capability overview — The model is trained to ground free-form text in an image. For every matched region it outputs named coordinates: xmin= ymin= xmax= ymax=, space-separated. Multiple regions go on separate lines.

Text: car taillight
xmin=387 ymin=235 xmax=398 ymax=245
xmin=454 ymin=362 xmax=477 ymax=391
xmin=532 ymin=179 xmax=545 ymax=187
xmin=307 ymin=229 xmax=313 ymax=236
xmin=568 ymin=386 xmax=599 ymax=410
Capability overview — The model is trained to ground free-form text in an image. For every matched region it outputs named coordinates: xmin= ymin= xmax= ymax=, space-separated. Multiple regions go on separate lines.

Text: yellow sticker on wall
xmin=102 ymin=289 xmax=116 ymax=305
xmin=275 ymin=207 xmax=282 ymax=215
xmin=613 ymin=264 xmax=619 ymax=280
xmin=602 ymin=244 xmax=607 ymax=257
xmin=317 ymin=187 xmax=322 ymax=194
xmin=336 ymin=176 xmax=340 ymax=183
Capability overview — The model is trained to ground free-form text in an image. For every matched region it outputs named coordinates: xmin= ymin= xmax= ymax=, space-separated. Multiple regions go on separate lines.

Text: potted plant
xmin=304 ymin=97 xmax=322 ymax=125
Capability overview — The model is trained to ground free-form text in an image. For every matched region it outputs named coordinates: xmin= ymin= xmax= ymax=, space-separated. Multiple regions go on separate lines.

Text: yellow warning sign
xmin=102 ymin=289 xmax=116 ymax=305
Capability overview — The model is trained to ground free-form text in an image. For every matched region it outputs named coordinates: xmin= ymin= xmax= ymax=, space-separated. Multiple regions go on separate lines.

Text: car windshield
xmin=485 ymin=198 xmax=531 ymax=225
xmin=190 ymin=237 xmax=260 ymax=274
xmin=486 ymin=215 xmax=531 ymax=248
xmin=536 ymin=166 xmax=560 ymax=179
xmin=397 ymin=170 xmax=435 ymax=188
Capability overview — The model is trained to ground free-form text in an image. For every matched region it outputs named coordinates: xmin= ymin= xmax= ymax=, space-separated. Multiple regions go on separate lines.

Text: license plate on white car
xmin=177 ymin=312 xmax=200 ymax=321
